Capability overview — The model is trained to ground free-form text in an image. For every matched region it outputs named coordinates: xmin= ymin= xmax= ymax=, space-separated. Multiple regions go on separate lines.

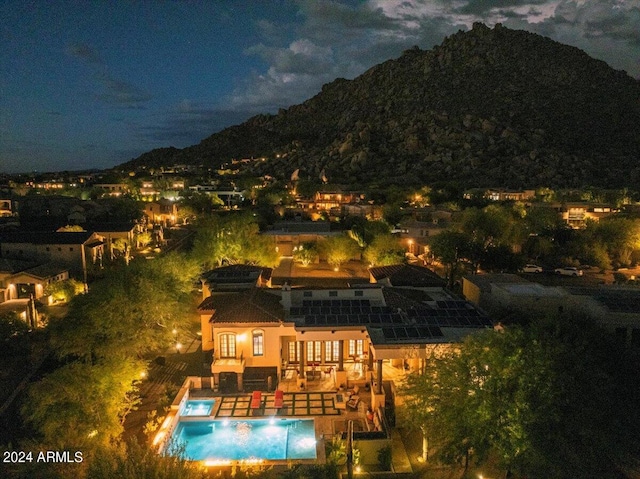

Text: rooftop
xmin=369 ymin=264 xmax=446 ymax=288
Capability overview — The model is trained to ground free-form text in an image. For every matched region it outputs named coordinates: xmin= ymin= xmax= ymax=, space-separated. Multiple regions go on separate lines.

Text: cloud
xmin=66 ymin=42 xmax=153 ymax=108
xmin=503 ymin=0 xmax=640 ymax=76
xmin=95 ymin=77 xmax=152 ymax=108
xmin=66 ymin=42 xmax=102 ymax=64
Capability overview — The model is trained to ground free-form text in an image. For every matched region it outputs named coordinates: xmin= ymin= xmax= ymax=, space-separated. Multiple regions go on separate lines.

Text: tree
xmin=293 ymin=242 xmax=319 ymax=266
xmin=191 ymin=214 xmax=280 ymax=268
xmin=321 ymin=235 xmax=360 ymax=270
xmin=112 ymin=238 xmax=132 ymax=264
xmin=401 ymin=314 xmax=640 ymax=478
xmin=22 ymin=355 xmax=147 ymax=449
xmin=48 ymin=253 xmax=199 ymax=360
xmin=429 ymin=231 xmax=472 ymax=287
xmin=363 ymin=234 xmax=405 ymax=266
xmin=43 ymin=278 xmax=85 ymax=303
xmin=136 ymin=231 xmax=152 ymax=248
xmin=87 ymin=440 xmax=209 ymax=479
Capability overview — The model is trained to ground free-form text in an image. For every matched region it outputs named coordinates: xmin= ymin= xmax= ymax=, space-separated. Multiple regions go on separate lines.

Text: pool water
xmin=180 ymin=400 xmax=215 ymax=416
xmin=171 ymin=418 xmax=317 ymax=461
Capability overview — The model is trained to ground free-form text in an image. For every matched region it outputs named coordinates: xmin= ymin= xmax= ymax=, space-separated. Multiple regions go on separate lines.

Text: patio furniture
xmin=250 ymin=391 xmax=262 ymax=409
xmin=274 ymin=390 xmax=284 ymax=409
xmin=349 ymin=385 xmax=360 ymax=397
xmin=346 ymin=395 xmax=360 ymax=411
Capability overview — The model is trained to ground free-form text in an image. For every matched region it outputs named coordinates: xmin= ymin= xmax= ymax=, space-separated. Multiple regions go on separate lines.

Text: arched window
xmin=252 ymin=329 xmax=264 ymax=356
xmin=219 ymin=333 xmax=236 ymax=358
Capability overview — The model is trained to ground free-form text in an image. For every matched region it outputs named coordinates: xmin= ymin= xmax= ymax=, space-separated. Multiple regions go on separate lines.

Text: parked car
xmin=554 ymin=266 xmax=583 ymax=276
xmin=521 ymin=264 xmax=543 ymax=273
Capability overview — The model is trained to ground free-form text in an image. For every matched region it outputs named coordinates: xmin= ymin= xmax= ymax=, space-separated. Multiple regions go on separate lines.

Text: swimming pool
xmin=180 ymin=400 xmax=215 ymax=417
xmin=171 ymin=418 xmax=317 ymax=462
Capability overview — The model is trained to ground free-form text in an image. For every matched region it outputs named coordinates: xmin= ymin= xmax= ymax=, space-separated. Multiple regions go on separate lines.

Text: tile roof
xmin=203 ymin=289 xmax=284 ymax=324
xmin=0 ymin=258 xmax=38 ymax=274
xmin=22 ymin=262 xmax=69 ymax=279
xmin=0 ymin=231 xmax=96 ymax=245
xmin=369 ymin=264 xmax=446 ymax=287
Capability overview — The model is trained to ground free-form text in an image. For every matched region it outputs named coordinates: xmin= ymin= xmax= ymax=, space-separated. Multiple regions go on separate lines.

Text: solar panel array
xmin=381 ymin=326 xmax=444 ymax=341
xmin=407 ymin=302 xmax=492 ymax=328
xmin=297 ymin=303 xmax=405 ymax=326
xmin=291 ymin=297 xmax=491 ymax=343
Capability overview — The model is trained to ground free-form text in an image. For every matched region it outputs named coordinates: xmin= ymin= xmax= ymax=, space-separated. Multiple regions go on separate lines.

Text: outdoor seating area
xmin=215 ymin=392 xmax=341 ymax=417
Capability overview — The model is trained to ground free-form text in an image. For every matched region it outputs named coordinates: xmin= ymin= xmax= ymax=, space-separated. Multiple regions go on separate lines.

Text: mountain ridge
xmin=121 ymin=23 xmax=640 ymax=189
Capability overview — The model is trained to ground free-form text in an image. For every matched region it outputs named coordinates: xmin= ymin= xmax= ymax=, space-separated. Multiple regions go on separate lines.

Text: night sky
xmin=1 ymin=0 xmax=638 ymax=174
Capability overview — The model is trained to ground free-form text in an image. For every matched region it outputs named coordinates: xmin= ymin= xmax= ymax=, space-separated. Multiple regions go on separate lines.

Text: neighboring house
xmin=88 ymin=223 xmax=139 ymax=251
xmin=528 ymin=202 xmax=619 ymax=229
xmin=188 ymin=185 xmax=244 ymax=207
xmin=144 ymin=199 xmax=178 ymax=226
xmin=462 ymin=274 xmax=640 ymax=346
xmin=201 ymin=264 xmax=272 ymax=296
xmin=0 ymin=231 xmax=104 ymax=281
xmin=558 ymin=202 xmax=619 ymax=228
xmin=369 ymin=263 xmax=446 ymax=289
xmin=94 ymin=183 xmax=129 ymax=197
xmin=397 ymin=218 xmax=446 ymax=256
xmin=463 ymin=189 xmax=536 ymax=202
xmin=262 ymin=221 xmax=339 ymax=257
xmin=0 ymin=258 xmax=68 ymax=302
xmin=0 ymin=198 xmax=16 ymax=217
xmin=198 ymin=265 xmax=492 ymax=395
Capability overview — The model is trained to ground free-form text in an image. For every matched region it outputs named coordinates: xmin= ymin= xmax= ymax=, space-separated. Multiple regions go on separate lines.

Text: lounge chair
xmin=346 ymin=395 xmax=360 ymax=411
xmin=250 ymin=391 xmax=262 ymax=409
xmin=349 ymin=385 xmax=360 ymax=397
xmin=274 ymin=390 xmax=284 ymax=409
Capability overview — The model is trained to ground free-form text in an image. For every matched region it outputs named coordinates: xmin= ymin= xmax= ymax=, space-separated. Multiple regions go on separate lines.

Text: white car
xmin=522 ymin=264 xmax=543 ymax=273
xmin=554 ymin=266 xmax=583 ymax=276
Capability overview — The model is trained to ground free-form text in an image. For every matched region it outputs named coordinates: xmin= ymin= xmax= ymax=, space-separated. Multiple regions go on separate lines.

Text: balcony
xmin=211 ymin=357 xmax=245 ymax=374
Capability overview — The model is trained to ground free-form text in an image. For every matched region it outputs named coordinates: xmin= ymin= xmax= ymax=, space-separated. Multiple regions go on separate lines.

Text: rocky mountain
xmin=121 ymin=23 xmax=640 ymax=189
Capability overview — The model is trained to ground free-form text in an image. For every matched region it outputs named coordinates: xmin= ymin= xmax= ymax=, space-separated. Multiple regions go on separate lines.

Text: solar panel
xmin=395 ymin=328 xmax=408 ymax=339
xmin=429 ymin=326 xmax=444 ymax=337
xmin=381 ymin=328 xmax=396 ymax=339
xmin=407 ymin=327 xmax=420 ymax=338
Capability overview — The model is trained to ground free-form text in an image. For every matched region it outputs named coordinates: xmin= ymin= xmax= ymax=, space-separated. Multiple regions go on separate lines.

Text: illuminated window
xmin=252 ymin=330 xmax=264 ymax=356
xmin=306 ymin=341 xmax=321 ymax=362
xmin=348 ymin=339 xmax=363 ymax=356
xmin=219 ymin=333 xmax=236 ymax=358
xmin=325 ymin=340 xmax=340 ymax=362
xmin=288 ymin=341 xmax=300 ymax=362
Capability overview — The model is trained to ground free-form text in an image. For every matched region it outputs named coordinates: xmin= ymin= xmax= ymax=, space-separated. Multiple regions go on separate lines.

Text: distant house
xmin=0 ymin=197 xmax=16 ymax=217
xmin=143 ymin=199 xmax=178 ymax=226
xmin=558 ymin=202 xmax=618 ymax=228
xmin=464 ymin=189 xmax=536 ymax=202
xmin=397 ymin=218 xmax=446 ymax=257
xmin=0 ymin=231 xmax=104 ymax=281
xmin=369 ymin=263 xmax=446 ymax=289
xmin=188 ymin=185 xmax=244 ymax=207
xmin=94 ymin=183 xmax=129 ymax=197
xmin=0 ymin=258 xmax=68 ymax=302
xmin=201 ymin=264 xmax=272 ymax=297
xmin=262 ymin=221 xmax=339 ymax=256
xmin=462 ymin=274 xmax=640 ymax=346
xmin=88 ymin=222 xmax=139 ymax=250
